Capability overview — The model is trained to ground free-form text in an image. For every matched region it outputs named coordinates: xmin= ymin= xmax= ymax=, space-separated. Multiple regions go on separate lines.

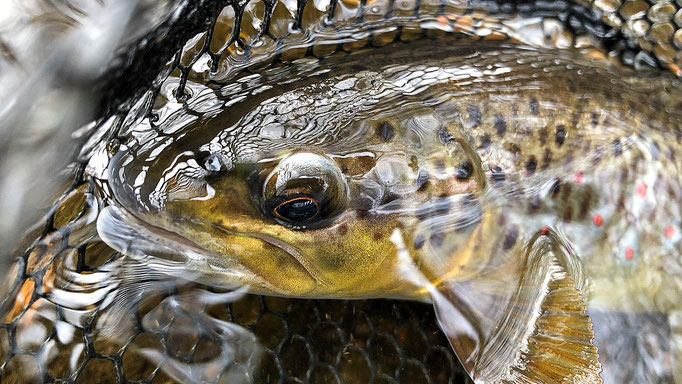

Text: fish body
xmin=105 ymin=41 xmax=681 ymax=300
xmin=1 ymin=0 xmax=681 ymax=383
xmin=100 ymin=41 xmax=682 ymax=382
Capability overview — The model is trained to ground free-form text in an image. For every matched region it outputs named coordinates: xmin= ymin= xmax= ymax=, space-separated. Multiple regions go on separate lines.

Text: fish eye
xmin=272 ymin=196 xmax=319 ymax=222
xmin=256 ymin=152 xmax=348 ymax=229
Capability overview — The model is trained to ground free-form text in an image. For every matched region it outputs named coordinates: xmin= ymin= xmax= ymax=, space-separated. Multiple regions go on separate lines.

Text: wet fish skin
xmin=106 ymin=40 xmax=681 ymax=301
xmin=1 ymin=0 xmax=682 ymax=382
xmin=101 ymin=40 xmax=681 ymax=382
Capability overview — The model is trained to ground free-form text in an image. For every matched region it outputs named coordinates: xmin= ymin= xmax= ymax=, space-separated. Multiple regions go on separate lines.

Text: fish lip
xmin=101 ymin=205 xmax=326 ymax=295
xmin=98 ymin=205 xmax=273 ymax=290
xmin=210 ymin=223 xmax=332 ymax=290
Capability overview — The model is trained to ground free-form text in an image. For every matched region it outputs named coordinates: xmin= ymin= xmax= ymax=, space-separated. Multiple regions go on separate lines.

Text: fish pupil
xmin=274 ymin=196 xmax=319 ymax=222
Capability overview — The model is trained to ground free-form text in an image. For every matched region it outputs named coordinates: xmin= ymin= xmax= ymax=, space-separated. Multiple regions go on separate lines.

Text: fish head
xmin=104 ymin=103 xmax=497 ymax=299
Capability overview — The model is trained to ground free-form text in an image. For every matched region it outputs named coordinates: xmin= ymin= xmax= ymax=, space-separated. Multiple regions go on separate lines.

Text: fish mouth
xmin=100 ymin=202 xmax=329 ymax=296
xmin=98 ymin=205 xmax=280 ymax=292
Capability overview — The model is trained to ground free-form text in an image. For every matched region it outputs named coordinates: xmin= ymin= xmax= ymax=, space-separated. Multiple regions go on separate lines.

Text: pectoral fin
xmin=430 ymin=232 xmax=603 ymax=383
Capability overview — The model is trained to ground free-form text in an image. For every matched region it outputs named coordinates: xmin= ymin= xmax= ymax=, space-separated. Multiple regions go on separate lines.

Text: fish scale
xmin=1 ymin=0 xmax=682 ymax=383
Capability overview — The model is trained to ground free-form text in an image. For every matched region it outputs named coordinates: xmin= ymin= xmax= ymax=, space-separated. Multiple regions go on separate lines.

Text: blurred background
xmin=0 ymin=0 xmax=180 ymax=275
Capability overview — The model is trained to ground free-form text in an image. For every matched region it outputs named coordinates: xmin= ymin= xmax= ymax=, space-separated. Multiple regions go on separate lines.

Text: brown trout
xmin=1 ymin=0 xmax=682 ymax=383
xmin=95 ymin=39 xmax=682 ymax=383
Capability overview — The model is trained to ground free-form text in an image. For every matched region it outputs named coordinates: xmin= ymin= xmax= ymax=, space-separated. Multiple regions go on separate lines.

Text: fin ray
xmin=430 ymin=233 xmax=602 ymax=384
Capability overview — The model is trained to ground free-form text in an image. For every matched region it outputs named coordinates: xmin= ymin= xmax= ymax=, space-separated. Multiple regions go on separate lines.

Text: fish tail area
xmin=430 ymin=233 xmax=602 ymax=384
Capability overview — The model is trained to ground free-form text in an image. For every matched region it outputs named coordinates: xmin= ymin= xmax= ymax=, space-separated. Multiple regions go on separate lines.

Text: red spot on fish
xmin=593 ymin=214 xmax=603 ymax=227
xmin=573 ymin=171 xmax=584 ymax=183
xmin=541 ymin=226 xmax=549 ymax=235
xmin=636 ymin=182 xmax=647 ymax=197
xmin=625 ymin=247 xmax=634 ymax=260
xmin=665 ymin=225 xmax=675 ymax=239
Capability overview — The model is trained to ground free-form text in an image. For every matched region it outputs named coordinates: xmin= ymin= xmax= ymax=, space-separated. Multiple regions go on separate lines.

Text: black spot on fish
xmin=494 ymin=114 xmax=507 ymax=136
xmin=497 ymin=213 xmax=507 ymax=226
xmin=455 ymin=161 xmax=473 ymax=181
xmin=438 ymin=126 xmax=453 ymax=144
xmin=430 ymin=232 xmax=445 ymax=248
xmin=541 ymin=149 xmax=552 ymax=170
xmin=434 ymin=196 xmax=451 ymax=216
xmin=579 ymin=188 xmax=593 ymax=220
xmin=559 ymin=182 xmax=572 ymax=201
xmin=491 ymin=167 xmax=505 ymax=184
xmin=502 ymin=225 xmax=519 ymax=250
xmin=538 ymin=127 xmax=548 ymax=146
xmin=478 ymin=134 xmax=491 ymax=149
xmin=338 ymin=224 xmax=348 ymax=235
xmin=416 ymin=196 xmax=451 ymax=221
xmin=562 ymin=205 xmax=574 ymax=222
xmin=558 ymin=182 xmax=574 ymax=221
xmin=416 ymin=205 xmax=430 ymax=221
xmin=374 ymin=231 xmax=383 ymax=241
xmin=455 ymin=194 xmax=482 ymax=233
xmin=434 ymin=160 xmax=446 ymax=173
xmin=525 ymin=156 xmax=537 ymax=175
xmin=590 ymin=112 xmax=599 ymax=126
xmin=467 ymin=104 xmax=482 ymax=127
xmin=529 ymin=97 xmax=539 ymax=115
xmin=555 ymin=125 xmax=566 ymax=146
xmin=613 ymin=138 xmax=623 ymax=156
xmin=414 ymin=234 xmax=425 ymax=250
xmin=377 ymin=121 xmax=395 ymax=141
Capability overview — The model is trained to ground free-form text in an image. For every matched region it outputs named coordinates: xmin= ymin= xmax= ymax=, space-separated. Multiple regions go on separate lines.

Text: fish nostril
xmin=438 ymin=126 xmax=454 ymax=144
xmin=201 ymin=151 xmax=234 ymax=173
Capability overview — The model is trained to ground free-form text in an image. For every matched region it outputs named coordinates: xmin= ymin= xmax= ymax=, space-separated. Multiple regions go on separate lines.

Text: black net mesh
xmin=0 ymin=189 xmax=472 ymax=383
xmin=98 ymin=0 xmax=665 ymax=117
xmin=2 ymin=0 xmax=681 ymax=383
